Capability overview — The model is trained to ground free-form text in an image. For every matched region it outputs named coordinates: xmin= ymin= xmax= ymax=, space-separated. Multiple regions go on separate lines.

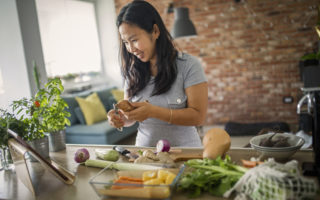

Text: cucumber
xmin=95 ymin=149 xmax=119 ymax=161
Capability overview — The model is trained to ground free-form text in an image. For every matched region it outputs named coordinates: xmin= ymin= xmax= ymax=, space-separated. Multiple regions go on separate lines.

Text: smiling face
xmin=119 ymin=23 xmax=159 ymax=65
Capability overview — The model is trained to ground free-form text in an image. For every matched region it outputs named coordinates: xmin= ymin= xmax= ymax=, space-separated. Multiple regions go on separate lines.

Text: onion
xmin=74 ymin=148 xmax=90 ymax=163
xmin=156 ymin=139 xmax=171 ymax=153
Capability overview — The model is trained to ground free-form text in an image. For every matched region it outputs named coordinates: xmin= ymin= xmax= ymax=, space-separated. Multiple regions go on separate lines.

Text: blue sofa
xmin=62 ymin=87 xmax=138 ymax=145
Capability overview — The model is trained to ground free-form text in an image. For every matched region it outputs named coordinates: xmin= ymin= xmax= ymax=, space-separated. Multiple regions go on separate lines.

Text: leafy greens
xmin=177 ymin=155 xmax=247 ymax=198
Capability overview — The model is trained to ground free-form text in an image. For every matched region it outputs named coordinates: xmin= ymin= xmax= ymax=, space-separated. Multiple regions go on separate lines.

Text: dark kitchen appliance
xmin=297 ymin=87 xmax=320 ymax=182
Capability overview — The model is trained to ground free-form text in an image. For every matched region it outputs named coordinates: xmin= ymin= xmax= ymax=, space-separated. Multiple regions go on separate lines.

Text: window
xmin=36 ymin=0 xmax=102 ymax=79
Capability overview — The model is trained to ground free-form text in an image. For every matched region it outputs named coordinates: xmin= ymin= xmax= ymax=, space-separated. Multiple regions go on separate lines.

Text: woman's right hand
xmin=107 ymin=109 xmax=125 ymax=129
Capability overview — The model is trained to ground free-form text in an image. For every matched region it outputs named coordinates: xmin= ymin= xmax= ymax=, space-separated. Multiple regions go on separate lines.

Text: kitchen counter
xmin=0 ymin=144 xmax=316 ymax=200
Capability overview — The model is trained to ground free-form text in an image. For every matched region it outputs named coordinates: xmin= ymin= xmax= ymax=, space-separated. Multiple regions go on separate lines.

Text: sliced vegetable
xmin=111 ymin=179 xmax=143 ymax=189
xmin=74 ymin=148 xmax=90 ymax=163
xmin=118 ymin=176 xmax=143 ymax=182
xmin=142 ymin=150 xmax=158 ymax=160
xmin=156 ymin=139 xmax=170 ymax=153
xmin=144 ymin=178 xmax=163 ymax=185
xmin=143 ymin=169 xmax=177 ymax=185
xmin=84 ymin=159 xmax=163 ymax=170
xmin=95 ymin=149 xmax=119 ymax=161
xmin=241 ymin=159 xmax=264 ymax=168
xmin=142 ymin=171 xmax=157 ymax=181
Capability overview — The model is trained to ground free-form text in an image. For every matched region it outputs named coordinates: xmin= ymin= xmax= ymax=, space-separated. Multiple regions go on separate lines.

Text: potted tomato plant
xmin=11 ymin=97 xmax=49 ymax=161
xmin=35 ymin=78 xmax=70 ymax=152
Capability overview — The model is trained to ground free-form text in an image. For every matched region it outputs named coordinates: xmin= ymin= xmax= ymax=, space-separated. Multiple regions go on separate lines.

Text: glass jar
xmin=0 ymin=147 xmax=14 ymax=171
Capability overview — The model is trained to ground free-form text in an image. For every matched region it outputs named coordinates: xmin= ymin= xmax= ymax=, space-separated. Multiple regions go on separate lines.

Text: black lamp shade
xmin=171 ymin=7 xmax=197 ymax=38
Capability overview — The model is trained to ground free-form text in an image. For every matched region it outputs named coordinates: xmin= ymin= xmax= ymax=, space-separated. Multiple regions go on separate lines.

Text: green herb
xmin=36 ymin=78 xmax=70 ymax=132
xmin=33 ymin=61 xmax=41 ymax=91
xmin=137 ymin=150 xmax=143 ymax=156
xmin=8 ymin=78 xmax=70 ymax=141
xmin=0 ymin=109 xmax=28 ymax=148
xmin=301 ymin=51 xmax=320 ymax=61
xmin=177 ymin=155 xmax=247 ymax=198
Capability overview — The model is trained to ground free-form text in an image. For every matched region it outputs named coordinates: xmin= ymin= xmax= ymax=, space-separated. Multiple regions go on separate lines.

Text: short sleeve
xmin=182 ymin=54 xmax=207 ymax=89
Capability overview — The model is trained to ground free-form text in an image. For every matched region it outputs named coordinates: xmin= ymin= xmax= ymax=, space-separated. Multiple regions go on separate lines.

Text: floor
xmin=117 ymin=125 xmax=252 ymax=148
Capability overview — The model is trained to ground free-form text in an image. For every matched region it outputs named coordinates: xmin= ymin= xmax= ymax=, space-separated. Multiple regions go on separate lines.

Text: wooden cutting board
xmin=169 ymin=151 xmax=203 ymax=162
xmin=127 ymin=149 xmax=203 ymax=162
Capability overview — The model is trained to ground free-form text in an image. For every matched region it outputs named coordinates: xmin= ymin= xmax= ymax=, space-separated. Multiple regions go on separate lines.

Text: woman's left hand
xmin=121 ymin=101 xmax=152 ymax=122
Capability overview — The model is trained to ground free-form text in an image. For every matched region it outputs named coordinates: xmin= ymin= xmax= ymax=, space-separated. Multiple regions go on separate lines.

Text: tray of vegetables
xmin=89 ymin=164 xmax=185 ymax=199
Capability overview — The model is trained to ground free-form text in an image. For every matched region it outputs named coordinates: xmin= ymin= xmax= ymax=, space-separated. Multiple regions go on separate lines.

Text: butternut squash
xmin=202 ymin=128 xmax=231 ymax=159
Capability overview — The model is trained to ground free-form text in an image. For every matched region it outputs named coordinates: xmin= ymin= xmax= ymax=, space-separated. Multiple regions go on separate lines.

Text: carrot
xmin=111 ymin=178 xmax=143 ymax=189
xmin=118 ymin=176 xmax=143 ymax=182
xmin=241 ymin=159 xmax=264 ymax=168
xmin=241 ymin=159 xmax=257 ymax=168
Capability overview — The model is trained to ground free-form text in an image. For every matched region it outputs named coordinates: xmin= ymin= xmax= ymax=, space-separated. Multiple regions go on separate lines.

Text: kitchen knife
xmin=113 ymin=146 xmax=139 ymax=160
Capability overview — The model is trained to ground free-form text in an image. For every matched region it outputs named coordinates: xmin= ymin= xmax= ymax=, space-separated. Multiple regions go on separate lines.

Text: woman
xmin=108 ymin=0 xmax=208 ymax=147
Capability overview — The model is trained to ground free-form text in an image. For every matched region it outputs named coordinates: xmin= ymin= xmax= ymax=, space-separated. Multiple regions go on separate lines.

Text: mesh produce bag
xmin=223 ymin=159 xmax=319 ymax=200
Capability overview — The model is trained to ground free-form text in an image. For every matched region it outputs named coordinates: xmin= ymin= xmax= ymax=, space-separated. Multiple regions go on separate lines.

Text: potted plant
xmin=300 ymin=50 xmax=320 ymax=88
xmin=36 ymin=78 xmax=70 ymax=152
xmin=0 ymin=109 xmax=32 ymax=167
xmin=11 ymin=97 xmax=50 ymax=161
xmin=0 ymin=109 xmax=28 ymax=169
xmin=299 ymin=6 xmax=320 ymax=88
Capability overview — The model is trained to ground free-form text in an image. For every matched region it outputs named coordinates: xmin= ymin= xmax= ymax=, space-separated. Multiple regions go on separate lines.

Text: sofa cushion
xmin=65 ymin=121 xmax=138 ymax=144
xmin=62 ymin=91 xmax=91 ymax=125
xmin=75 ymin=92 xmax=108 ymax=125
xmin=62 ymin=96 xmax=80 ymax=125
xmin=111 ymin=89 xmax=124 ymax=102
xmin=74 ymin=107 xmax=86 ymax=124
xmin=96 ymin=87 xmax=117 ymax=112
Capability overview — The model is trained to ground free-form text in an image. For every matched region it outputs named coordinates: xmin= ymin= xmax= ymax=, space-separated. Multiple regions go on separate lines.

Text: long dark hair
xmin=117 ymin=0 xmax=177 ymax=97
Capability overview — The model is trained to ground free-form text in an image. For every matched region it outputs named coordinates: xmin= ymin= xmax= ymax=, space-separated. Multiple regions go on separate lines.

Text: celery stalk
xmin=85 ymin=159 xmax=163 ymax=170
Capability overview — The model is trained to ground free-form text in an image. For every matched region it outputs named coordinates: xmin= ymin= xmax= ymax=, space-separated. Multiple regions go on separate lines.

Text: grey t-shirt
xmin=128 ymin=53 xmax=207 ymax=147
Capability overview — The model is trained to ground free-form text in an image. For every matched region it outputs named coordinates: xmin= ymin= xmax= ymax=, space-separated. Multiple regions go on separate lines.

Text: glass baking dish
xmin=89 ymin=164 xmax=185 ymax=199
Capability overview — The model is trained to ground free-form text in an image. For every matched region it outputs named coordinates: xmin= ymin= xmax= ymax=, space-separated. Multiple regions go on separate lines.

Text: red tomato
xmin=34 ymin=101 xmax=40 ymax=107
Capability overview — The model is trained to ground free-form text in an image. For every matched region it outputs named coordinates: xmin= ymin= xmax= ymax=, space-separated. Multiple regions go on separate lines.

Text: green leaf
xmin=208 ymin=176 xmax=233 ymax=196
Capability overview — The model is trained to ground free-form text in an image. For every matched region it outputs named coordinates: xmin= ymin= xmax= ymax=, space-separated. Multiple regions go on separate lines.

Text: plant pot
xmin=26 ymin=136 xmax=49 ymax=162
xmin=0 ymin=147 xmax=14 ymax=171
xmin=46 ymin=130 xmax=66 ymax=152
xmin=301 ymin=65 xmax=320 ymax=88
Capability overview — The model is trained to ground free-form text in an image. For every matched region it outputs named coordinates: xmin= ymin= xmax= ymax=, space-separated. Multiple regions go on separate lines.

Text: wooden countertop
xmin=0 ymin=144 xmax=316 ymax=200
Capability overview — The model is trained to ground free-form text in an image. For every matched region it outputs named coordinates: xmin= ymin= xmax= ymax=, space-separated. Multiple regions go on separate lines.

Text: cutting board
xmin=127 ymin=149 xmax=203 ymax=162
xmin=169 ymin=151 xmax=203 ymax=162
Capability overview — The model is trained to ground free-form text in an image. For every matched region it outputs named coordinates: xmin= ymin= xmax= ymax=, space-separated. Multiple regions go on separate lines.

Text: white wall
xmin=96 ymin=0 xmax=122 ymax=88
xmin=16 ymin=0 xmax=47 ymax=95
xmin=0 ymin=0 xmax=121 ymax=112
xmin=0 ymin=0 xmax=31 ymax=110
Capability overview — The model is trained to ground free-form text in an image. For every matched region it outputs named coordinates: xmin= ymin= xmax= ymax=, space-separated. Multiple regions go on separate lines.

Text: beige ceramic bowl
xmin=250 ymin=133 xmax=305 ymax=161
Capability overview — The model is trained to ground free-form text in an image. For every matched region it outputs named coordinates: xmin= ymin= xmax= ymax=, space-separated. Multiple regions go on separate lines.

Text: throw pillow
xmin=74 ymin=107 xmax=86 ymax=125
xmin=111 ymin=89 xmax=124 ymax=102
xmin=75 ymin=93 xmax=108 ymax=125
xmin=96 ymin=87 xmax=116 ymax=111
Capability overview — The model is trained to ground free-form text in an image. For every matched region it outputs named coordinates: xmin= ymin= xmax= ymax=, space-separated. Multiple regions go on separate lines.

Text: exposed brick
xmin=115 ymin=0 xmax=318 ymax=129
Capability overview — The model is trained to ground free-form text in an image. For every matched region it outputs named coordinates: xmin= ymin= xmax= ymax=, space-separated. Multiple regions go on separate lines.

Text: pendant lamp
xmin=171 ymin=7 xmax=197 ymax=39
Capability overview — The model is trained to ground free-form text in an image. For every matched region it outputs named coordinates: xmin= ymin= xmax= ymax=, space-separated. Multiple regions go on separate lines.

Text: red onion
xmin=156 ymin=139 xmax=171 ymax=152
xmin=74 ymin=148 xmax=90 ymax=163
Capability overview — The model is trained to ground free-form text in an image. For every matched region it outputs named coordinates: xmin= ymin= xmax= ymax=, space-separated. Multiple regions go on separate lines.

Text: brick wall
xmin=114 ymin=0 xmax=319 ymax=129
